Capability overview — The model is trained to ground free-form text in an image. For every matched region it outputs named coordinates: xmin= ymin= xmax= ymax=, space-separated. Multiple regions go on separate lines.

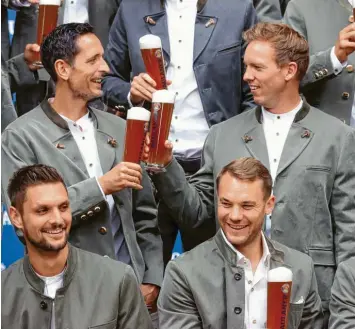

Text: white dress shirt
xmin=262 ymin=99 xmax=303 ymax=236
xmin=221 ymin=230 xmax=271 ymax=329
xmin=36 ymin=269 xmax=65 ymax=329
xmin=63 ymin=0 xmax=89 ymax=24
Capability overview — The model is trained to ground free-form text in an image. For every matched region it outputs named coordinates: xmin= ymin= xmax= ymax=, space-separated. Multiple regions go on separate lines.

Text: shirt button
xmin=234 ymin=307 xmax=242 ymax=315
xmin=40 ymin=301 xmax=48 ymax=310
xmin=82 ymin=136 xmax=85 ymax=140
xmin=178 ymin=66 xmax=181 ymax=69
xmin=277 ymin=116 xmax=280 ymax=119
xmin=179 ymin=15 xmax=182 ymax=18
xmin=251 ymin=288 xmax=254 ymax=292
xmin=248 ymin=280 xmax=252 ymax=284
xmin=274 ymin=159 xmax=277 ymax=163
xmin=253 ymin=320 xmax=257 ymax=324
xmin=234 ymin=273 xmax=242 ymax=281
xmin=73 ymin=123 xmax=77 ymax=127
xmin=89 ymin=163 xmax=93 ymax=167
xmin=179 ymin=40 xmax=182 ymax=43
xmin=175 ymin=139 xmax=179 ymax=142
xmin=175 ymin=116 xmax=178 ymax=119
xmin=276 ymin=132 xmax=279 ymax=136
xmin=176 ymin=92 xmax=179 ymax=96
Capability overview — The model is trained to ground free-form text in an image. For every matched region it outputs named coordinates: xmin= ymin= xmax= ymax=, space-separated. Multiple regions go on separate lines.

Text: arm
xmin=132 ymin=168 xmax=163 ymax=287
xmin=102 ymin=4 xmax=132 ymax=108
xmin=299 ymin=261 xmax=324 ymax=329
xmin=151 ymin=126 xmax=217 ymax=230
xmin=117 ymin=266 xmax=153 ymax=329
xmin=158 ymin=261 xmax=203 ymax=329
xmin=253 ymin=0 xmax=282 ymax=22
xmin=241 ymin=2 xmax=257 ymax=112
xmin=330 ymin=129 xmax=355 ymax=265
xmin=329 ymin=259 xmax=355 ymax=329
xmin=1 ymin=129 xmax=107 ymax=229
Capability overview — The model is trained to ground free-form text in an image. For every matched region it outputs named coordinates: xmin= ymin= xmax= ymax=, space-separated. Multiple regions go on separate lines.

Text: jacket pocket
xmin=305 ymin=165 xmax=331 ymax=172
xmin=88 ymin=317 xmax=117 ymax=329
xmin=216 ymin=41 xmax=242 ymax=56
xmin=288 ymin=303 xmax=304 ymax=329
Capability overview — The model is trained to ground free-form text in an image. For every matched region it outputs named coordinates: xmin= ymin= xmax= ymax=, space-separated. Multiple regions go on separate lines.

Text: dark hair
xmin=216 ymin=157 xmax=272 ymax=199
xmin=41 ymin=23 xmax=94 ymax=82
xmin=243 ymin=22 xmax=309 ymax=81
xmin=7 ymin=164 xmax=67 ymax=214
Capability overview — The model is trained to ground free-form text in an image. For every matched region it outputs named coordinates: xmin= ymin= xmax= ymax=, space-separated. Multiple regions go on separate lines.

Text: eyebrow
xmin=86 ymin=54 xmax=100 ymax=63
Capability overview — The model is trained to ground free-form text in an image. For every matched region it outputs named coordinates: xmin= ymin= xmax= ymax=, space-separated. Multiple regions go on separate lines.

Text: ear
xmin=265 ymin=195 xmax=275 ymax=215
xmin=9 ymin=206 xmax=24 ymax=230
xmin=54 ymin=59 xmax=72 ymax=81
xmin=284 ymin=62 xmax=298 ymax=82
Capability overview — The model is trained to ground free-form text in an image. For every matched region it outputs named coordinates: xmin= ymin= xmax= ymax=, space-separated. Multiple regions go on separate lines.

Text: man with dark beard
xmin=1 ymin=23 xmax=163 ymax=322
xmin=1 ymin=164 xmax=152 ymax=329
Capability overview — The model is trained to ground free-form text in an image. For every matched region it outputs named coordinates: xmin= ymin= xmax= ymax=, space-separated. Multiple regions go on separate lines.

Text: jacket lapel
xmin=95 ymin=130 xmax=117 ymax=175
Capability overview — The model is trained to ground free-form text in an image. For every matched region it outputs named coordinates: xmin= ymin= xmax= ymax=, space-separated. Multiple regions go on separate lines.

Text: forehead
xmin=218 ymin=173 xmax=265 ymax=200
xmin=24 ymin=183 xmax=69 ymax=207
xmin=244 ymin=40 xmax=276 ymax=64
xmin=75 ymin=33 xmax=103 ymax=57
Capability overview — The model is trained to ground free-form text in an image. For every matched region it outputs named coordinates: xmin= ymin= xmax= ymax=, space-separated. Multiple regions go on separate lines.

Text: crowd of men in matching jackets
xmin=1 ymin=0 xmax=355 ymax=328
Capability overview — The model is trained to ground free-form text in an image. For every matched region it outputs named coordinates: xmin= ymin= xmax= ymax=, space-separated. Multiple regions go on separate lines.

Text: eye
xmin=221 ymin=201 xmax=232 ymax=208
xmin=36 ymin=208 xmax=48 ymax=215
xmin=243 ymin=205 xmax=253 ymax=210
xmin=60 ymin=203 xmax=69 ymax=212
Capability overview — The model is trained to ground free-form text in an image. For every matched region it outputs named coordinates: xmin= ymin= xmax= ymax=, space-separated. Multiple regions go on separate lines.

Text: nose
xmin=50 ymin=208 xmax=65 ymax=226
xmin=100 ymin=57 xmax=110 ymax=74
xmin=229 ymin=206 xmax=243 ymax=221
xmin=243 ymin=66 xmax=253 ymax=82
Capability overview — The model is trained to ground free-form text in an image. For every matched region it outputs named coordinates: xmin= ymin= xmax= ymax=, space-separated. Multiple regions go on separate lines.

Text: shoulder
xmin=1 ymin=258 xmax=24 ymax=286
xmin=336 ymin=257 xmax=355 ymax=277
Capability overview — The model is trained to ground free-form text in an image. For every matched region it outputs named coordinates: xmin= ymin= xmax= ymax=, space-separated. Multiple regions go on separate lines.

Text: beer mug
xmin=267 ymin=267 xmax=293 ymax=329
xmin=146 ymin=90 xmax=175 ymax=172
xmin=33 ymin=0 xmax=61 ymax=67
xmin=139 ymin=34 xmax=167 ymax=90
xmin=123 ymin=107 xmax=151 ymax=163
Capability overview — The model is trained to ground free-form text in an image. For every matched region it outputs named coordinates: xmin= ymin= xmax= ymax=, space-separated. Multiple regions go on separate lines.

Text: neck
xmin=237 ymin=233 xmax=263 ymax=273
xmin=264 ymin=88 xmax=301 ymax=115
xmin=51 ymin=85 xmax=88 ymax=122
xmin=27 ymin=244 xmax=69 ymax=277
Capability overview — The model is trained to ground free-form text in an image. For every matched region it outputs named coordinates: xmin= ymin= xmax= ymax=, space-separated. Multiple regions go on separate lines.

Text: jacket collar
xmin=40 ymin=99 xmax=99 ymax=131
xmin=160 ymin=0 xmax=207 ymax=12
xmin=255 ymin=96 xmax=311 ymax=124
xmin=23 ymin=244 xmax=78 ymax=294
xmin=214 ymin=229 xmax=288 ymax=268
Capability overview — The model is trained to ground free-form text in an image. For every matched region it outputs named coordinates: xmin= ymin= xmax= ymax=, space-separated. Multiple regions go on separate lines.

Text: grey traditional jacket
xmin=1 ymin=244 xmax=153 ymax=329
xmin=253 ymin=0 xmax=291 ymax=21
xmin=284 ymin=0 xmax=355 ymax=125
xmin=159 ymin=230 xmax=324 ymax=329
xmin=152 ymin=100 xmax=355 ymax=313
xmin=329 ymin=257 xmax=355 ymax=329
xmin=1 ymin=99 xmax=163 ymax=287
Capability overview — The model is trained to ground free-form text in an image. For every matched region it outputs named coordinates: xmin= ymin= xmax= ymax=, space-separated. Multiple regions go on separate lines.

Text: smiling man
xmin=1 ymin=23 xmax=163 ymax=321
xmin=158 ymin=158 xmax=323 ymax=329
xmin=1 ymin=164 xmax=152 ymax=329
xmin=148 ymin=22 xmax=355 ymax=327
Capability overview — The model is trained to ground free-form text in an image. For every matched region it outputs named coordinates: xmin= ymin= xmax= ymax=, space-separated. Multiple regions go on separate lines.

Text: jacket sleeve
xmin=132 ymin=168 xmax=163 ymax=287
xmin=283 ymin=2 xmax=335 ymax=89
xmin=151 ymin=125 xmax=217 ymax=230
xmin=5 ymin=54 xmax=38 ymax=92
xmin=158 ymin=261 xmax=203 ymax=329
xmin=329 ymin=259 xmax=355 ymax=329
xmin=117 ymin=265 xmax=153 ymax=329
xmin=102 ymin=4 xmax=132 ymax=107
xmin=1 ymin=129 xmax=107 ymax=230
xmin=298 ymin=260 xmax=324 ymax=329
xmin=253 ymin=0 xmax=282 ymax=22
xmin=330 ymin=129 xmax=355 ymax=265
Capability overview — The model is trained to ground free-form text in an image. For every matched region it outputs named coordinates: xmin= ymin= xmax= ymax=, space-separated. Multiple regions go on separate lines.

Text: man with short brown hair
xmin=158 ymin=158 xmax=323 ymax=329
xmin=147 ymin=22 xmax=355 ymax=326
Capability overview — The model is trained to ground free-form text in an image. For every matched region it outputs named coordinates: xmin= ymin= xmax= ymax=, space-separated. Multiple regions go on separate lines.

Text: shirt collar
xmin=220 ymin=229 xmax=270 ymax=267
xmin=262 ymin=98 xmax=303 ymax=122
xmin=60 ymin=112 xmax=92 ymax=131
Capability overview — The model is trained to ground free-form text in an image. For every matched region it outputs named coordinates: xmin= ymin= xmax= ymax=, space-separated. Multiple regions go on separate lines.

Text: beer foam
xmin=139 ymin=34 xmax=162 ymax=49
xmin=127 ymin=107 xmax=151 ymax=121
xmin=152 ymin=90 xmax=175 ymax=104
xmin=268 ymin=267 xmax=293 ymax=282
xmin=40 ymin=0 xmax=61 ymax=4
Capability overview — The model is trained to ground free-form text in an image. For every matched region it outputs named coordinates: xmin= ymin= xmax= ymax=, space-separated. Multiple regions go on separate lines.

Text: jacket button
xmin=346 ymin=64 xmax=354 ymax=73
xmin=94 ymin=206 xmax=101 ymax=213
xmin=234 ymin=307 xmax=242 ymax=314
xmin=314 ymin=72 xmax=320 ymax=79
xmin=342 ymin=92 xmax=350 ymax=100
xmin=234 ymin=273 xmax=242 ymax=281
xmin=98 ymin=226 xmax=107 ymax=235
xmin=87 ymin=210 xmax=94 ymax=217
xmin=40 ymin=301 xmax=48 ymax=310
xmin=80 ymin=214 xmax=87 ymax=220
xmin=321 ymin=68 xmax=328 ymax=75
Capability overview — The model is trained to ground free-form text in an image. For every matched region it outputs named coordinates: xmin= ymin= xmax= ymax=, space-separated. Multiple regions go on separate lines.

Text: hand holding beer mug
xmin=145 ymin=90 xmax=175 ymax=172
xmin=123 ymin=107 xmax=151 ymax=163
xmin=267 ymin=267 xmax=293 ymax=329
xmin=33 ymin=0 xmax=61 ymax=67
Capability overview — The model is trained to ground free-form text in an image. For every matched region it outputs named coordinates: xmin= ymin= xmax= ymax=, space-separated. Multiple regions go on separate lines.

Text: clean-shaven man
xmin=2 ymin=23 xmax=163 ymax=320
xmin=2 ymin=164 xmax=152 ymax=329
xmin=159 ymin=158 xmax=323 ymax=329
xmin=146 ymin=22 xmax=355 ymax=327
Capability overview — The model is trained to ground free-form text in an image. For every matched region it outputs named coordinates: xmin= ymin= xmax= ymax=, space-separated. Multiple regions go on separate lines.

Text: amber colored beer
xmin=123 ymin=107 xmax=151 ymax=163
xmin=146 ymin=90 xmax=175 ymax=172
xmin=34 ymin=0 xmax=61 ymax=65
xmin=139 ymin=35 xmax=167 ymax=90
xmin=267 ymin=267 xmax=293 ymax=329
